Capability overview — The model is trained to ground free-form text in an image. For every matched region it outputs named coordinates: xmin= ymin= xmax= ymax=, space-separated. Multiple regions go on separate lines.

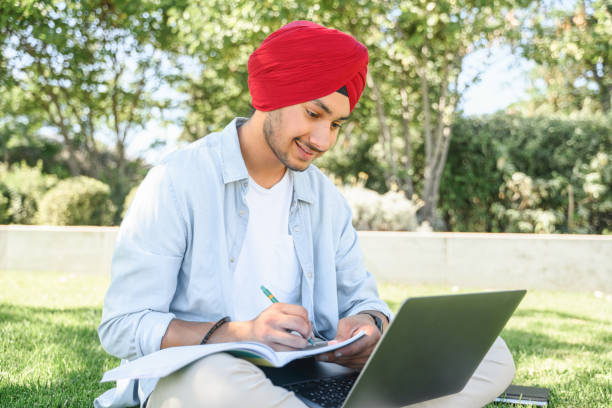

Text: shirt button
xmin=294 ymin=227 xmax=300 ymax=232
xmin=307 ymin=272 xmax=313 ymax=279
xmin=242 ymin=182 xmax=248 ymax=188
xmin=239 ymin=210 xmax=245 ymax=216
xmin=230 ymin=257 xmax=235 ymax=263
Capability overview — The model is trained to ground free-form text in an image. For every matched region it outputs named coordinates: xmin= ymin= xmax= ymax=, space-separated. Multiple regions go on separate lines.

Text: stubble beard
xmin=263 ymin=112 xmax=309 ymax=172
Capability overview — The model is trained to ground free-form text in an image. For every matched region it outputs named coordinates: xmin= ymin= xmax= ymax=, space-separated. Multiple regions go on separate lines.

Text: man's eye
xmin=306 ymin=109 xmax=318 ymax=118
xmin=332 ymin=123 xmax=343 ymax=129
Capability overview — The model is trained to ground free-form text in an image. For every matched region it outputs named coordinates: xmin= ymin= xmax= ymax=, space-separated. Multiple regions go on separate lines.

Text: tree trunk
xmin=44 ymin=94 xmax=81 ymax=176
xmin=399 ymin=85 xmax=414 ymax=198
xmin=568 ymin=184 xmax=575 ymax=232
xmin=367 ymin=72 xmax=398 ymax=188
xmin=420 ymin=59 xmax=455 ymax=225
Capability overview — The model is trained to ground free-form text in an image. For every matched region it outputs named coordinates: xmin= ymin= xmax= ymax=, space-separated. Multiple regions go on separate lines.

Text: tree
xmin=160 ymin=0 xmax=533 ymax=227
xmin=164 ymin=0 xmax=391 ymax=140
xmin=0 ymin=0 xmax=186 ymax=209
xmin=514 ymin=0 xmax=611 ymax=114
xmin=365 ymin=0 xmax=533 ymax=225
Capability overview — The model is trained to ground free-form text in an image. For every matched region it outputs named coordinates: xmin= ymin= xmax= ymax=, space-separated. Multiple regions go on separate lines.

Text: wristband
xmin=359 ymin=312 xmax=384 ymax=334
xmin=200 ymin=316 xmax=230 ymax=345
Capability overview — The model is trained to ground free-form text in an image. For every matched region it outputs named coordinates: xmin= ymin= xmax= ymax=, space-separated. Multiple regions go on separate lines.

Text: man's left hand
xmin=314 ymin=313 xmax=382 ymax=369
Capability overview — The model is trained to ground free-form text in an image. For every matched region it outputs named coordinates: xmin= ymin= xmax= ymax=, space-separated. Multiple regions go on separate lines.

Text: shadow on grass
xmin=502 ymin=327 xmax=610 ymax=356
xmin=513 ymin=308 xmax=610 ymax=326
xmin=0 ymin=303 xmax=118 ymax=406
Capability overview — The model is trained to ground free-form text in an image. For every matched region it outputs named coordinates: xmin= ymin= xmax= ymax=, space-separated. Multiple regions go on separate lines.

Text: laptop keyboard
xmin=284 ymin=372 xmax=359 ymax=408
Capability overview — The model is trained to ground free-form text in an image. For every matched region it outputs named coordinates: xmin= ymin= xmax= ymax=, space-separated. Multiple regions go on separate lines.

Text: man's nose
xmin=309 ymin=122 xmax=334 ymax=152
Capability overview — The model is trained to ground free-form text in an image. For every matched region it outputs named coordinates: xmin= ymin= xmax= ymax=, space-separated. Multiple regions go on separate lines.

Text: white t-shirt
xmin=232 ymin=170 xmax=302 ymax=321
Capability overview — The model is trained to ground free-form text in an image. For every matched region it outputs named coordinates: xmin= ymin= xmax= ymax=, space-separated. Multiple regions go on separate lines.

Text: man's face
xmin=263 ymin=91 xmax=351 ymax=172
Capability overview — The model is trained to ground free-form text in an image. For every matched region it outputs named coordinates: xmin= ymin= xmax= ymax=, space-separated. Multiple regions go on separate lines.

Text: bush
xmin=0 ymin=184 xmax=9 ymax=224
xmin=440 ymin=113 xmax=612 ymax=233
xmin=38 ymin=176 xmax=116 ymax=226
xmin=339 ymin=182 xmax=421 ymax=231
xmin=0 ymin=161 xmax=58 ymax=224
xmin=121 ymin=185 xmax=139 ymax=219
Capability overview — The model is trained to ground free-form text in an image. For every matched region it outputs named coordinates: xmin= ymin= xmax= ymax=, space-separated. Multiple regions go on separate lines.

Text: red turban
xmin=248 ymin=21 xmax=368 ymax=112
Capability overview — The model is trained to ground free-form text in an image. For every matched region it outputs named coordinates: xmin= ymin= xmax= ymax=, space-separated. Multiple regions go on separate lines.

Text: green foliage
xmin=1 ymin=0 xmax=608 ymax=234
xmin=574 ymin=151 xmax=612 ymax=233
xmin=169 ymin=0 xmax=536 ymax=225
xmin=513 ymin=0 xmax=612 ymax=114
xmin=0 ymin=0 xmax=187 ymax=210
xmin=38 ymin=176 xmax=116 ymax=226
xmin=337 ymin=174 xmax=422 ymax=231
xmin=0 ymin=161 xmax=58 ymax=224
xmin=318 ymin=126 xmax=389 ymax=194
xmin=121 ymin=184 xmax=139 ymax=219
xmin=0 ymin=184 xmax=9 ymax=223
xmin=0 ymin=86 xmax=64 ymax=173
xmin=167 ymin=0 xmax=391 ymax=141
xmin=490 ymin=172 xmax=563 ymax=233
xmin=440 ymin=113 xmax=612 ymax=233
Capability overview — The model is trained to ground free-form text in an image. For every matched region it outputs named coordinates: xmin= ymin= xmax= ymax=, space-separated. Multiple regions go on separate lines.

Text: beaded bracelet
xmin=200 ymin=316 xmax=231 ymax=345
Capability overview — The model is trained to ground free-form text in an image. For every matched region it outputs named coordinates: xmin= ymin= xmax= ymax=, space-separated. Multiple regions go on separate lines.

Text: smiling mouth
xmin=295 ymin=140 xmax=314 ymax=158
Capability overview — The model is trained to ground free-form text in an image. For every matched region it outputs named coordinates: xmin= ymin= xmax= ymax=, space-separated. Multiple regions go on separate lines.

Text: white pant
xmin=148 ymin=337 xmax=515 ymax=408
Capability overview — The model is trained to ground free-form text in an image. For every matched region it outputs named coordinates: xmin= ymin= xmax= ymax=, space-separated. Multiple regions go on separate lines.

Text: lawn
xmin=1 ymin=271 xmax=610 ymax=407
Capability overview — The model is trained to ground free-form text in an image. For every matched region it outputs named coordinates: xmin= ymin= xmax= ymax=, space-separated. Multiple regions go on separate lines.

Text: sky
xmin=458 ymin=45 xmax=534 ymax=116
xmin=127 ymin=45 xmax=536 ymax=164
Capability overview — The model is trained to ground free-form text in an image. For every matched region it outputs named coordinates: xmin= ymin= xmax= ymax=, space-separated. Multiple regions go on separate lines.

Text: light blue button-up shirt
xmin=95 ymin=118 xmax=392 ymax=407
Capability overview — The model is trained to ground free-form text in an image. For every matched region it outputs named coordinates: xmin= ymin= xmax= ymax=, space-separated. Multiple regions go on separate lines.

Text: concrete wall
xmin=1 ymin=226 xmax=611 ymax=292
xmin=0 ymin=225 xmax=118 ymax=275
xmin=358 ymin=232 xmax=612 ymax=292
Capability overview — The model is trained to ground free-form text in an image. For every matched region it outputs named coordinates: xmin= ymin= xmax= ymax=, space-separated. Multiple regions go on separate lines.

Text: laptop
xmin=261 ymin=290 xmax=526 ymax=408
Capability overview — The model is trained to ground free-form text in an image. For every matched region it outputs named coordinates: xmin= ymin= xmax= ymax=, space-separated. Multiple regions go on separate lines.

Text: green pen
xmin=260 ymin=285 xmax=315 ymax=346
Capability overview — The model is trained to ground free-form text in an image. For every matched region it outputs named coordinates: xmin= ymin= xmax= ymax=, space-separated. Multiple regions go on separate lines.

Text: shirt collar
xmin=220 ymin=117 xmax=249 ymax=184
xmin=220 ymin=117 xmax=315 ymax=204
xmin=291 ymin=169 xmax=314 ymax=204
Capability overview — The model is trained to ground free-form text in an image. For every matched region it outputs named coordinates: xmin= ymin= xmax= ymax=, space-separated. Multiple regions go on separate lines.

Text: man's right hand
xmin=161 ymin=303 xmax=313 ymax=351
xmin=247 ymin=303 xmax=314 ymax=351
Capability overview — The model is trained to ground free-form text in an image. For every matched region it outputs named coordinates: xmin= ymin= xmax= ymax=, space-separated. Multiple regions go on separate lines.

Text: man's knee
xmin=149 ymin=353 xmax=271 ymax=408
xmin=489 ymin=337 xmax=516 ymax=393
xmin=149 ymin=353 xmax=306 ymax=408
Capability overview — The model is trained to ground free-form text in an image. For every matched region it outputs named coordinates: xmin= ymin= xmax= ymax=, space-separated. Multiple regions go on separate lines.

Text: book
xmin=495 ymin=385 xmax=550 ymax=406
xmin=101 ymin=331 xmax=366 ymax=383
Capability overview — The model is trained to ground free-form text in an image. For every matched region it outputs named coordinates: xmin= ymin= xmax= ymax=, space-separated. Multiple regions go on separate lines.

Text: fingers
xmin=315 ymin=328 xmax=381 ymax=368
xmin=316 ymin=343 xmax=374 ymax=368
xmin=269 ymin=331 xmax=310 ymax=350
xmin=315 ymin=335 xmax=371 ymax=362
xmin=252 ymin=303 xmax=313 ymax=349
xmin=272 ymin=303 xmax=310 ymax=323
xmin=265 ymin=305 xmax=313 ymax=338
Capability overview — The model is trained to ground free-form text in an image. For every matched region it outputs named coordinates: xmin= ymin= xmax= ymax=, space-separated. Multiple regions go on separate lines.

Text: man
xmin=96 ymin=21 xmax=515 ymax=408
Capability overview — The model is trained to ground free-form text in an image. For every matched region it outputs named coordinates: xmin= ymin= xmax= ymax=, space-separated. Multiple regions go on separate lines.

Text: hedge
xmin=440 ymin=113 xmax=612 ymax=233
xmin=38 ymin=176 xmax=116 ymax=226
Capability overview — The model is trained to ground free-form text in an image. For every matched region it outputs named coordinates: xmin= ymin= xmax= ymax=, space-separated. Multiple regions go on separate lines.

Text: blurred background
xmin=1 ymin=0 xmax=610 ymax=234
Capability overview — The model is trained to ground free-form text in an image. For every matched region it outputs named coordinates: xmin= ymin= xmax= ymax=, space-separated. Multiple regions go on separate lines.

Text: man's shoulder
xmin=161 ymin=131 xmax=221 ymax=163
xmin=155 ymin=132 xmax=223 ymax=175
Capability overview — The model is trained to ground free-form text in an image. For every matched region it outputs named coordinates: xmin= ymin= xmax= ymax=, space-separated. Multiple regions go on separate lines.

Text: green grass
xmin=0 ymin=271 xmax=118 ymax=407
xmin=1 ymin=272 xmax=610 ymax=407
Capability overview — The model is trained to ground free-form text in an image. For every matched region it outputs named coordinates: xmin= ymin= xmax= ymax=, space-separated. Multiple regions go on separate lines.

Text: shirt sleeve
xmin=334 ymin=193 xmax=393 ymax=322
xmin=98 ymin=164 xmax=187 ymax=360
